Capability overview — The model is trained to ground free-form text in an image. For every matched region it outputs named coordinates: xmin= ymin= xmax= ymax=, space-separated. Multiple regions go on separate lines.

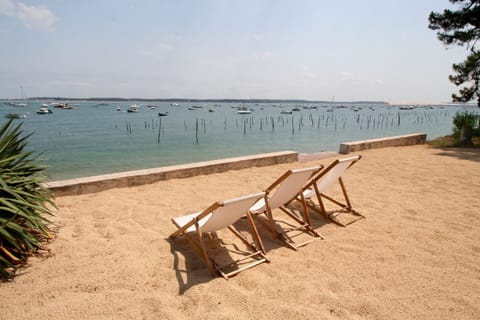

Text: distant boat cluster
xmin=114 ymin=104 xmax=167 ymax=116
xmin=3 ymin=101 xmax=74 ymax=119
xmin=2 ymin=100 xmax=450 ymax=120
xmin=114 ymin=102 xmax=383 ymax=116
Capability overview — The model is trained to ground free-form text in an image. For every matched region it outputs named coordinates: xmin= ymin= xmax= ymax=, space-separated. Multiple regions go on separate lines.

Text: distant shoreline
xmin=2 ymin=97 xmax=389 ymax=105
xmin=2 ymin=97 xmax=471 ymax=107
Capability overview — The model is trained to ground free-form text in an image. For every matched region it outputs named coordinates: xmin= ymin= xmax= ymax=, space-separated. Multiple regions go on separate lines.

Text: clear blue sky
xmin=0 ymin=0 xmax=470 ymax=103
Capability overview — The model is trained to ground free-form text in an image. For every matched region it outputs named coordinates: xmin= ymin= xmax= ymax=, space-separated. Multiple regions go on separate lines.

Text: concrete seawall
xmin=46 ymin=151 xmax=298 ymax=196
xmin=339 ymin=133 xmax=427 ymax=154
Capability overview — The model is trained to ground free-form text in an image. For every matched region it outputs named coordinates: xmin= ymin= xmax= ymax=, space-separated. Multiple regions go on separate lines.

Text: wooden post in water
xmin=158 ymin=118 xmax=161 ymax=143
xmin=291 ymin=116 xmax=294 ymax=136
xmin=195 ymin=118 xmax=199 ymax=144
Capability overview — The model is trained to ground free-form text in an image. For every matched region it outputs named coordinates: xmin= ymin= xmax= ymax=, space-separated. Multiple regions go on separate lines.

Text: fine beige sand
xmin=1 ymin=145 xmax=480 ymax=319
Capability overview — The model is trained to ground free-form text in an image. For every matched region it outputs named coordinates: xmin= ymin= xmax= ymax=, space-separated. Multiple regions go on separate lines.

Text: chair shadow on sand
xmin=168 ymin=237 xmax=212 ymax=295
xmin=248 ymin=201 xmax=330 ymax=251
xmin=284 ymin=200 xmax=331 ymax=233
xmin=168 ymin=201 xmax=333 ymax=294
xmin=168 ymin=216 xmax=271 ymax=294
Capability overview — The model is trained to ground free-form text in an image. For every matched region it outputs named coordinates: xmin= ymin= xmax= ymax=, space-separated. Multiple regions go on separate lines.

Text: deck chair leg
xmin=215 ymin=223 xmax=270 ymax=279
xmin=315 ymin=178 xmax=365 ymax=227
xmin=265 ymin=203 xmax=280 ymax=238
xmin=299 ymin=192 xmax=315 ymax=230
xmin=246 ymin=211 xmax=267 ymax=254
xmin=338 ymin=177 xmax=352 ymax=208
xmin=175 ymin=229 xmax=218 ymax=277
xmin=317 ymin=194 xmax=329 ymax=220
xmin=195 ymin=225 xmax=217 ymax=277
xmin=227 ymin=225 xmax=257 ymax=252
xmin=289 ymin=192 xmax=313 ymax=226
xmin=171 ymin=220 xmax=212 ymax=259
xmin=254 ymin=208 xmax=301 ymax=249
xmin=279 ymin=206 xmax=324 ymax=239
xmin=313 ymin=184 xmax=328 ymax=215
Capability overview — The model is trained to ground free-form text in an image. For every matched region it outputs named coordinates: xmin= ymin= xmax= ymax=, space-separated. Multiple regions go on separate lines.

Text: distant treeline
xmin=18 ymin=97 xmax=389 ymax=105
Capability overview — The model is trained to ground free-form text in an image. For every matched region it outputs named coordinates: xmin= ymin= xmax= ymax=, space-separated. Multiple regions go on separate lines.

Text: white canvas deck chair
xmin=302 ymin=155 xmax=365 ymax=227
xmin=249 ymin=166 xmax=324 ymax=250
xmin=169 ymin=192 xmax=268 ymax=279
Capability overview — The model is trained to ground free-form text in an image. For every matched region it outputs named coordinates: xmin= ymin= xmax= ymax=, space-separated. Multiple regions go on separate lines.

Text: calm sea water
xmin=1 ymin=101 xmax=476 ymax=181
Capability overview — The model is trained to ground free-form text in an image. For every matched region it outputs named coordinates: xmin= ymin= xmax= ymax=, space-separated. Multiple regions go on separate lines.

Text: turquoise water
xmin=1 ymin=101 xmax=476 ymax=181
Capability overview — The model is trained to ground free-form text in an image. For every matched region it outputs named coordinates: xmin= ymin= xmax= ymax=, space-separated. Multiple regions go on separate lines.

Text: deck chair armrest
xmin=347 ymin=155 xmax=361 ymax=169
xmin=264 ymin=170 xmax=293 ymax=193
xmin=170 ymin=202 xmax=223 ymax=238
xmin=264 ymin=166 xmax=322 ymax=193
xmin=303 ymin=165 xmax=325 ymax=189
xmin=196 ymin=201 xmax=223 ymax=221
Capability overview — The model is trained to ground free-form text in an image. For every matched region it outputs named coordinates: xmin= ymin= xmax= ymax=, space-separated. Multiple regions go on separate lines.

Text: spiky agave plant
xmin=0 ymin=119 xmax=55 ymax=279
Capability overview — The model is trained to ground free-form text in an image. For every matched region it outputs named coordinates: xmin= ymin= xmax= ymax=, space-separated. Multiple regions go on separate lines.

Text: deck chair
xmin=250 ymin=166 xmax=323 ymax=250
xmin=302 ymin=155 xmax=365 ymax=227
xmin=169 ymin=192 xmax=268 ymax=279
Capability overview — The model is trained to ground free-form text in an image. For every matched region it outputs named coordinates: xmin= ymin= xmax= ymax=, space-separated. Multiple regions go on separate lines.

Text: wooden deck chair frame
xmin=169 ymin=192 xmax=269 ymax=279
xmin=250 ymin=166 xmax=324 ymax=250
xmin=303 ymin=155 xmax=365 ymax=227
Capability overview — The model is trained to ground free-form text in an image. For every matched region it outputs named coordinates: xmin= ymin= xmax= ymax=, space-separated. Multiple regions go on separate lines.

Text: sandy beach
xmin=1 ymin=145 xmax=479 ymax=319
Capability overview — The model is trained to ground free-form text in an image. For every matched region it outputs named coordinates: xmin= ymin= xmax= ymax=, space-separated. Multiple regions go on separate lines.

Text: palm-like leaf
xmin=0 ymin=119 xmax=55 ymax=279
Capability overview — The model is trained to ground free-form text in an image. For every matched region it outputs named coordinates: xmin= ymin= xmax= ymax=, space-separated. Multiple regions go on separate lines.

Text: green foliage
xmin=453 ymin=110 xmax=479 ymax=134
xmin=449 ymin=50 xmax=480 ymax=106
xmin=429 ymin=0 xmax=480 ymax=107
xmin=0 ymin=119 xmax=55 ymax=279
xmin=452 ymin=111 xmax=479 ymax=146
xmin=428 ymin=0 xmax=480 ymax=48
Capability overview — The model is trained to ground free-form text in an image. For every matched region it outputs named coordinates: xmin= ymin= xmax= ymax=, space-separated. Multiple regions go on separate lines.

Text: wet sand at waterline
xmin=1 ymin=145 xmax=479 ymax=319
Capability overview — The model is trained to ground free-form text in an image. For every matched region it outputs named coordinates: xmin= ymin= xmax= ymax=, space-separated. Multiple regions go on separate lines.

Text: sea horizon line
xmin=2 ymin=97 xmax=468 ymax=106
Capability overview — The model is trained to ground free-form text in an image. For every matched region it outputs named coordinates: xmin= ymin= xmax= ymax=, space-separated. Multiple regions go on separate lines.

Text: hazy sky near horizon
xmin=0 ymin=0 xmax=471 ymax=103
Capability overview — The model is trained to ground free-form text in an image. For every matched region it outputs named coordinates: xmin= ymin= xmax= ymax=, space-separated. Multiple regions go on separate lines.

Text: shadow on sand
xmin=167 ymin=217 xmax=278 ymax=294
xmin=167 ymin=201 xmax=337 ymax=294
xmin=432 ymin=147 xmax=480 ymax=163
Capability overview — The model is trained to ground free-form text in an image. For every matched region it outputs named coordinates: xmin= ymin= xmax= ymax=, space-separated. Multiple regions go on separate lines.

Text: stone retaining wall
xmin=46 ymin=151 xmax=298 ymax=196
xmin=339 ymin=133 xmax=427 ymax=154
